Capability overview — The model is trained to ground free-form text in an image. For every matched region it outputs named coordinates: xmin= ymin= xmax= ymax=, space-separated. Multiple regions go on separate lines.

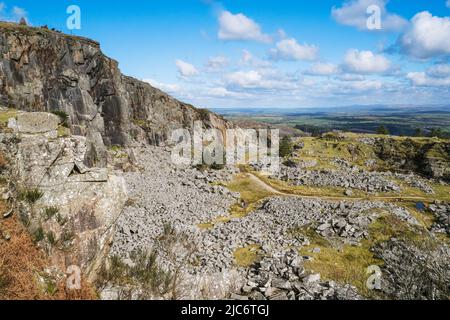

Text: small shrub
xmin=132 ymin=119 xmax=147 ymax=128
xmin=43 ymin=206 xmax=59 ymax=221
xmin=46 ymin=231 xmax=56 ymax=245
xmin=376 ymin=125 xmax=390 ymax=135
xmin=18 ymin=211 xmax=30 ymax=227
xmin=279 ymin=136 xmax=293 ymax=158
xmin=161 ymin=223 xmax=176 ymax=240
xmin=45 ymin=280 xmax=58 ymax=296
xmin=109 ymin=145 xmax=122 ymax=152
xmin=20 ymin=189 xmax=44 ymax=205
xmin=59 ymin=230 xmax=75 ymax=248
xmin=197 ymin=109 xmax=210 ymax=121
xmin=32 ymin=226 xmax=45 ymax=243
xmin=96 ymin=250 xmax=173 ymax=298
xmin=51 ymin=110 xmax=69 ymax=127
xmin=56 ymin=213 xmax=68 ymax=226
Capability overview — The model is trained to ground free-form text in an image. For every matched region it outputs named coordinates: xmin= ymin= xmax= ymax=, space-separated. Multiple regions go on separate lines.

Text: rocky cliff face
xmin=0 ymin=22 xmax=232 ymax=167
xmin=1 ymin=109 xmax=128 ymax=280
xmin=0 ymin=21 xmax=232 ymax=284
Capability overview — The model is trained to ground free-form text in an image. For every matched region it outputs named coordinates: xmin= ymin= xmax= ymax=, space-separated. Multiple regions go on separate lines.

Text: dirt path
xmin=248 ymin=172 xmax=430 ymax=203
xmin=247 ymin=173 xmax=283 ymax=195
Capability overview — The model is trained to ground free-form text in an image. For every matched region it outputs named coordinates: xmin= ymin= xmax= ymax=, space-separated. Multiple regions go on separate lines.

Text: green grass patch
xmin=109 ymin=145 xmax=123 ymax=152
xmin=197 ymin=223 xmax=215 ymax=230
xmin=301 ymin=243 xmax=382 ymax=297
xmin=32 ymin=226 xmax=45 ymax=243
xmin=293 ymin=136 xmax=380 ymax=171
xmin=296 ymin=209 xmax=437 ymax=298
xmin=255 ymin=172 xmax=362 ymax=198
xmin=42 ymin=206 xmax=59 ymax=221
xmin=226 ymin=173 xmax=276 ymax=204
xmin=0 ymin=109 xmax=17 ymax=126
xmin=233 ymin=245 xmax=262 ymax=267
xmin=57 ymin=126 xmax=71 ymax=138
xmin=19 ymin=188 xmax=44 ymax=205
xmin=198 ymin=172 xmax=278 ymax=228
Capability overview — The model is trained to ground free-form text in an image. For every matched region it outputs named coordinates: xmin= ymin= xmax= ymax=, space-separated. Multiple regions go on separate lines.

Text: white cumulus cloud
xmin=225 ymin=70 xmax=263 ymax=88
xmin=218 ymin=10 xmax=271 ymax=43
xmin=306 ymin=62 xmax=340 ymax=76
xmin=348 ymin=79 xmax=383 ymax=90
xmin=240 ymin=49 xmax=272 ymax=68
xmin=427 ymin=64 xmax=450 ymax=78
xmin=206 ymin=56 xmax=229 ymax=71
xmin=205 ymin=87 xmax=252 ymax=99
xmin=407 ymin=63 xmax=450 ymax=86
xmin=343 ymin=49 xmax=391 ymax=74
xmin=332 ymin=0 xmax=408 ymax=31
xmin=407 ymin=72 xmax=450 ymax=87
xmin=143 ymin=79 xmax=182 ymax=94
xmin=270 ymin=38 xmax=319 ymax=61
xmin=224 ymin=69 xmax=301 ymax=91
xmin=175 ymin=60 xmax=199 ymax=77
xmin=12 ymin=6 xmax=26 ymax=18
xmin=398 ymin=11 xmax=450 ymax=59
xmin=0 ymin=3 xmax=29 ymax=23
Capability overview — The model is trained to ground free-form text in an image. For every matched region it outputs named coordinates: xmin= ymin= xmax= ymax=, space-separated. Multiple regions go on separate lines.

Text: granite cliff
xmin=0 ymin=21 xmax=232 ymax=167
xmin=0 ymin=21 xmax=232 ymax=286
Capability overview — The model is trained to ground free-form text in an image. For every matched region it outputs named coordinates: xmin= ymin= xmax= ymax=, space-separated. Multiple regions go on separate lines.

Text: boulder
xmin=303 ymin=273 xmax=321 ymax=284
xmin=6 ymin=115 xmax=128 ymax=280
xmin=15 ymin=112 xmax=61 ymax=134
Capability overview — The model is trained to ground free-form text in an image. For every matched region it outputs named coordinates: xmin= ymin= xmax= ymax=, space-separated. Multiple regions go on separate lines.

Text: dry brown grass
xmin=0 ymin=153 xmax=7 ymax=172
xmin=0 ymin=206 xmax=97 ymax=300
xmin=0 ymin=146 xmax=96 ymax=300
xmin=0 ymin=208 xmax=48 ymax=299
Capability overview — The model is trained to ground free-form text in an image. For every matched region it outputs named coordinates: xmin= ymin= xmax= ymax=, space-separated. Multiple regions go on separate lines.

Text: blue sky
xmin=1 ymin=0 xmax=450 ymax=109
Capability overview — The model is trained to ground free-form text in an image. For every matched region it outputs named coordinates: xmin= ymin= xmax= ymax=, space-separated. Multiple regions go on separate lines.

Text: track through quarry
xmin=247 ymin=171 xmax=434 ymax=203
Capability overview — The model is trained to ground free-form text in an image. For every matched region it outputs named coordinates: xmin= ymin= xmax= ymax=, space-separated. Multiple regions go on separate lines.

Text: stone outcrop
xmin=1 ymin=108 xmax=127 ymax=280
xmin=359 ymin=136 xmax=450 ymax=181
xmin=374 ymin=239 xmax=450 ymax=300
xmin=0 ymin=22 xmax=232 ymax=167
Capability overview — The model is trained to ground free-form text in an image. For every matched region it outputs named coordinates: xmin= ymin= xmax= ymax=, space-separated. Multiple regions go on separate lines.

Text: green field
xmin=219 ymin=107 xmax=450 ymax=137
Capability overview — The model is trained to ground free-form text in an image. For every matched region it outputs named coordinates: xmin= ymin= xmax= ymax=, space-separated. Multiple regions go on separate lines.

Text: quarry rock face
xmin=0 ymin=22 xmax=232 ymax=286
xmin=2 ymin=109 xmax=128 ymax=280
xmin=0 ymin=22 xmax=232 ymax=167
xmin=0 ymin=22 xmax=234 ymax=285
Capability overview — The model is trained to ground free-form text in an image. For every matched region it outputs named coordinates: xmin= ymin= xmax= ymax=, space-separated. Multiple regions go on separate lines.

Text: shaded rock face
xmin=423 ymin=143 xmax=450 ymax=182
xmin=374 ymin=239 xmax=450 ymax=300
xmin=0 ymin=22 xmax=232 ymax=166
xmin=367 ymin=137 xmax=450 ymax=181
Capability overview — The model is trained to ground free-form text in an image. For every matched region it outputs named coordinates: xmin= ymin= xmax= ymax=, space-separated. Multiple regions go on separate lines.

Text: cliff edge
xmin=0 ymin=21 xmax=232 ymax=167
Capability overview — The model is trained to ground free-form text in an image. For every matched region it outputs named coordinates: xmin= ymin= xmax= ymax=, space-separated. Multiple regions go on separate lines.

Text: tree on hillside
xmin=415 ymin=128 xmax=424 ymax=137
xmin=279 ymin=136 xmax=293 ymax=158
xmin=429 ymin=128 xmax=443 ymax=138
xmin=377 ymin=125 xmax=390 ymax=135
